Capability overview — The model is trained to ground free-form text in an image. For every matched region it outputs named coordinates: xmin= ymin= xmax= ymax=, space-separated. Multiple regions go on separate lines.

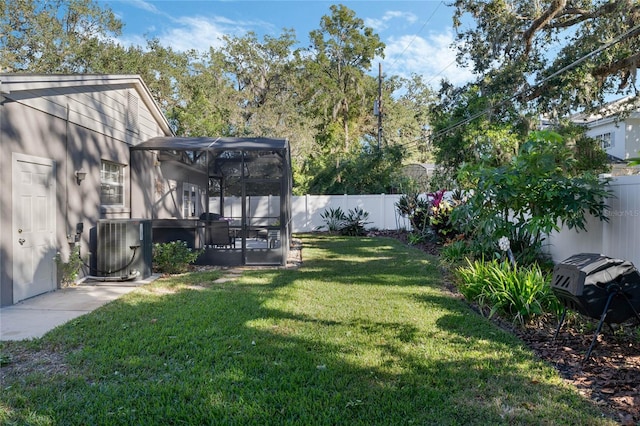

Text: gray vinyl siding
xmin=4 ymin=84 xmax=161 ymax=145
xmin=0 ymin=74 xmax=172 ymax=306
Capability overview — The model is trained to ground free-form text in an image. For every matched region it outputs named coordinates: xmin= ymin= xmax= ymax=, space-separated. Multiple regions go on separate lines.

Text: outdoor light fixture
xmin=74 ymin=168 xmax=87 ymax=184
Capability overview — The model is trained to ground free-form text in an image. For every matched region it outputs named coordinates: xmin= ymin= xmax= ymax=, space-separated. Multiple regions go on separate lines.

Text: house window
xmin=595 ymin=132 xmax=614 ymax=149
xmin=101 ymin=161 xmax=125 ymax=205
xmin=182 ymin=183 xmax=199 ymax=218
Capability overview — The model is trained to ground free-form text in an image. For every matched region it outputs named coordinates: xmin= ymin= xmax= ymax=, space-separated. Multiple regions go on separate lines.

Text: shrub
xmin=153 ymin=241 xmax=202 ymax=274
xmin=397 ymin=190 xmax=464 ymax=244
xmin=318 ymin=207 xmax=371 ymax=236
xmin=318 ymin=207 xmax=347 ymax=233
xmin=455 ymin=259 xmax=562 ymax=325
xmin=395 ymin=193 xmax=430 ymax=233
xmin=452 ymin=130 xmax=612 ymax=267
xmin=439 ymin=238 xmax=472 ymax=266
xmin=340 ymin=207 xmax=371 ymax=236
xmin=54 ymin=244 xmax=84 ymax=287
xmin=428 ymin=189 xmax=464 ymax=241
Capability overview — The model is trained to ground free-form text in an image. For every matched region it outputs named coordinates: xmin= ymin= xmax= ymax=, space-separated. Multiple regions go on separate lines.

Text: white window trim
xmin=595 ymin=132 xmax=614 ymax=149
xmin=182 ymin=183 xmax=200 ymax=218
xmin=100 ymin=160 xmax=126 ymax=206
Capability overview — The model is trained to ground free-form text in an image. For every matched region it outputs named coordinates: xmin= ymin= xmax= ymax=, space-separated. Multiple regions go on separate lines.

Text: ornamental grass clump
xmin=455 ymin=258 xmax=562 ymax=325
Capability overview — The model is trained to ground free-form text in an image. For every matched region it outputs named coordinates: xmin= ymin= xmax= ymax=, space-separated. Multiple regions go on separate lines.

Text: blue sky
xmin=100 ymin=0 xmax=476 ymax=87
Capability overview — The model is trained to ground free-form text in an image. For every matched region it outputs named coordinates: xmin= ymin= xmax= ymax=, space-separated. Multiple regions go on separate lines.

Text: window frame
xmin=595 ymin=132 xmax=614 ymax=149
xmin=100 ymin=160 xmax=125 ymax=206
xmin=182 ymin=182 xmax=200 ymax=218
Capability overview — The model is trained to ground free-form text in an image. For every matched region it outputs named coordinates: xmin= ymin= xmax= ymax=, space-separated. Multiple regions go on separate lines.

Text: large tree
xmin=168 ymin=48 xmax=237 ymax=137
xmin=95 ymin=39 xmax=195 ymax=119
xmin=429 ymin=83 xmax=523 ymax=184
xmin=0 ymin=0 xmax=122 ymax=72
xmin=383 ymin=73 xmax=436 ymax=163
xmin=305 ymin=4 xmax=385 ymax=153
xmin=219 ymin=30 xmax=318 ymax=162
xmin=453 ymin=0 xmax=640 ymax=115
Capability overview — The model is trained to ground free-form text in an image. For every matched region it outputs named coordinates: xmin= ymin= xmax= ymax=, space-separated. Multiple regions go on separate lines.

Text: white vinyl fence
xmin=263 ymin=176 xmax=640 ymax=267
xmin=291 ymin=194 xmax=410 ymax=232
xmin=546 ymin=175 xmax=640 ymax=267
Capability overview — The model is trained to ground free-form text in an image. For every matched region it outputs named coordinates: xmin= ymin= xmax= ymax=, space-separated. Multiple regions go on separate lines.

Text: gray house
xmin=0 ymin=74 xmax=174 ymax=306
xmin=1 ymin=74 xmax=293 ymax=307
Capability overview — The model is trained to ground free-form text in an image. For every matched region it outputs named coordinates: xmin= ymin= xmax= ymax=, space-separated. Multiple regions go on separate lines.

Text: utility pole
xmin=377 ymin=62 xmax=383 ymax=149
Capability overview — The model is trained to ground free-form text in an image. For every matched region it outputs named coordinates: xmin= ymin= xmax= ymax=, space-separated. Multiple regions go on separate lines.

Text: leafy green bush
xmin=396 ymin=190 xmax=463 ymax=244
xmin=455 ymin=259 xmax=562 ymax=325
xmin=439 ymin=239 xmax=472 ymax=266
xmin=340 ymin=207 xmax=371 ymax=236
xmin=318 ymin=207 xmax=371 ymax=236
xmin=395 ymin=193 xmax=430 ymax=233
xmin=428 ymin=189 xmax=464 ymax=241
xmin=318 ymin=207 xmax=347 ymax=233
xmin=452 ymin=130 xmax=612 ymax=267
xmin=153 ymin=241 xmax=202 ymax=274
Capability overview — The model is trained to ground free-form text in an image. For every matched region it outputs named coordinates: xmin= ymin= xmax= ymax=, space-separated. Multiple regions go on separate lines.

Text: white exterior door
xmin=12 ymin=154 xmax=56 ymax=303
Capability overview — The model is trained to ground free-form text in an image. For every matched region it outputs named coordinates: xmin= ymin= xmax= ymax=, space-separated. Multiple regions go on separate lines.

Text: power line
xmin=420 ymin=22 xmax=640 ymax=143
xmin=385 ymin=1 xmax=444 ymax=75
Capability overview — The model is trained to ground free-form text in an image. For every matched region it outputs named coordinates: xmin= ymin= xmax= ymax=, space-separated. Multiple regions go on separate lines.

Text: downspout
xmin=129 ymin=149 xmax=132 ymax=219
xmin=65 ymin=104 xmax=71 ymax=244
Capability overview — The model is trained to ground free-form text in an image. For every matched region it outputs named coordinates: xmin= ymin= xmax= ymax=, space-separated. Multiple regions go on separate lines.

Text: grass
xmin=0 ymin=234 xmax=615 ymax=425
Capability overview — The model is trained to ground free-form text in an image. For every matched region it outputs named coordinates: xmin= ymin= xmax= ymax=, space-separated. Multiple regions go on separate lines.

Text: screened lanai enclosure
xmin=131 ymin=137 xmax=292 ymax=267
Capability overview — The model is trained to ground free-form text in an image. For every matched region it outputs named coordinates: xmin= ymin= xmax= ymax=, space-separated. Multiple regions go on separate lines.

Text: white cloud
xmin=113 ymin=0 xmax=274 ymax=53
xmin=158 ymin=16 xmax=231 ymax=51
xmin=365 ymin=10 xmax=418 ymax=32
xmin=115 ymin=33 xmax=149 ymax=49
xmin=382 ymin=29 xmax=475 ymax=87
xmin=128 ymin=0 xmax=161 ymax=14
xmin=120 ymin=13 xmax=269 ymax=53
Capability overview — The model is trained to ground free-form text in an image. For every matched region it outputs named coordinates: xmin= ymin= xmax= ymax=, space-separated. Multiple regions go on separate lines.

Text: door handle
xmin=18 ymin=238 xmax=25 ymax=245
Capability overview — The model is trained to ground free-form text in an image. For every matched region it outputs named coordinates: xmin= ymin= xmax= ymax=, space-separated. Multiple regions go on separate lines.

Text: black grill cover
xmin=551 ymin=253 xmax=640 ymax=324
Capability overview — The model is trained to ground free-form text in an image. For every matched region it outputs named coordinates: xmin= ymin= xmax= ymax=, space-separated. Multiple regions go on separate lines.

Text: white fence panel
xmin=207 ymin=176 xmax=640 ymax=266
xmin=212 ymin=179 xmax=640 ymax=268
xmin=546 ymin=175 xmax=640 ymax=267
xmin=602 ymin=176 xmax=640 ymax=265
xmin=290 ymin=194 xmax=410 ymax=232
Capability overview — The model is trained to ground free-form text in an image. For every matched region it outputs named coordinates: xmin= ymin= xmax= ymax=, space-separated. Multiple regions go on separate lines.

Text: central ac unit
xmin=97 ymin=219 xmax=152 ymax=279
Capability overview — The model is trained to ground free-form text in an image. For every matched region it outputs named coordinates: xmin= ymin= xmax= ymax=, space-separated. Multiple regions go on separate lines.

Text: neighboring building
xmin=400 ymin=163 xmax=436 ymax=192
xmin=571 ymin=97 xmax=640 ymax=175
xmin=0 ymin=74 xmax=173 ymax=306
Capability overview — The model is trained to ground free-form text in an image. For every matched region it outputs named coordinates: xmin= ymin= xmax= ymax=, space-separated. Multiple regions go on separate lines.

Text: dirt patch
xmin=1 ymin=344 xmax=70 ymax=384
xmin=375 ymin=230 xmax=640 ymax=425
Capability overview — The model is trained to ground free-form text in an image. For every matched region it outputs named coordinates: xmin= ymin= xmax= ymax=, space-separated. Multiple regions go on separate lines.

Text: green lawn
xmin=0 ymin=235 xmax=614 ymax=425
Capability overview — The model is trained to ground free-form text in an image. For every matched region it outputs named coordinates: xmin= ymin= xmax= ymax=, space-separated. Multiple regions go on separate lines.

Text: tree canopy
xmin=2 ymin=0 xmax=620 ymax=196
xmin=0 ymin=0 xmax=122 ymax=73
xmin=452 ymin=0 xmax=640 ymax=115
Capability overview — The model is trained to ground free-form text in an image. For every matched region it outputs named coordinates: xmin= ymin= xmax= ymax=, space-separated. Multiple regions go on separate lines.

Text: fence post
xmin=305 ymin=194 xmax=310 ymax=232
xmin=380 ymin=193 xmax=386 ymax=230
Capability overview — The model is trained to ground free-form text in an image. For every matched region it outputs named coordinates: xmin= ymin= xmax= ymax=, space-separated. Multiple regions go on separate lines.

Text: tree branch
xmin=522 ymin=0 xmax=567 ymax=56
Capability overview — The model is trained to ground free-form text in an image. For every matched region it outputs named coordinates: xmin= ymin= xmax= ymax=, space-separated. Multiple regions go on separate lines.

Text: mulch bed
xmin=373 ymin=230 xmax=640 ymax=425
